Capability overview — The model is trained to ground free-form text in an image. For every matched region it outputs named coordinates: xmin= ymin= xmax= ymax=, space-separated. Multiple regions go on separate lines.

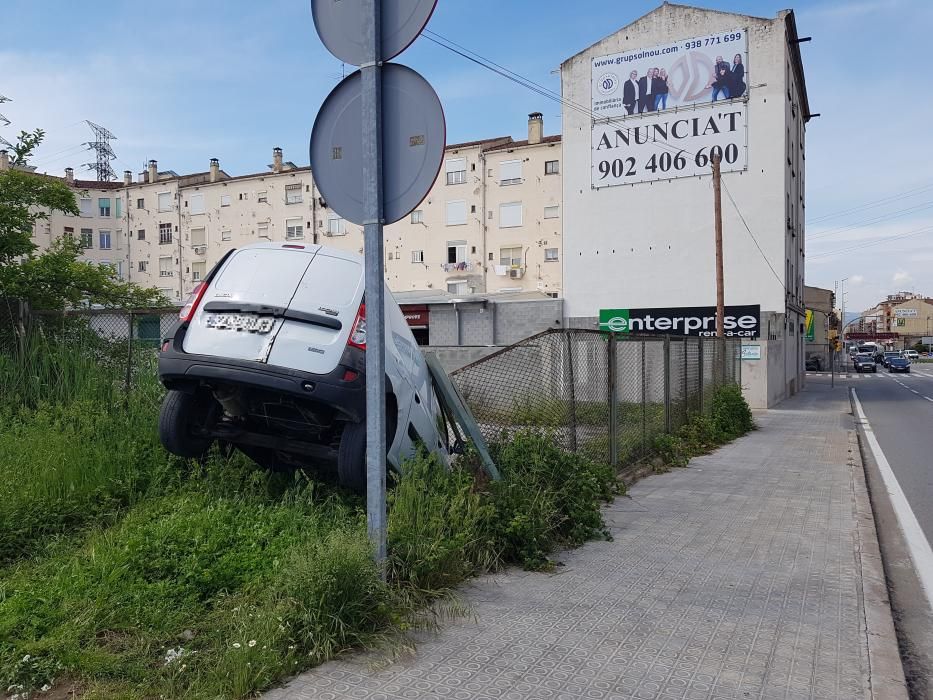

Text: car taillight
xmin=347 ymin=303 xmax=366 ymax=350
xmin=179 ymin=282 xmax=207 ymax=322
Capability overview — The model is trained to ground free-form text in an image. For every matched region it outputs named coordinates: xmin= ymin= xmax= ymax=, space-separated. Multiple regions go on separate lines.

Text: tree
xmin=0 ymin=128 xmax=166 ymax=309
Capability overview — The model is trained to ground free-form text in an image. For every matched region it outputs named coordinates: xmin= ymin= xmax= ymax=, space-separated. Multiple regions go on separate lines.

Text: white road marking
xmin=925 ymin=397 xmax=933 ymax=402
xmin=911 ymin=390 xmax=920 ymax=395
xmin=852 ymin=389 xmax=933 ymax=614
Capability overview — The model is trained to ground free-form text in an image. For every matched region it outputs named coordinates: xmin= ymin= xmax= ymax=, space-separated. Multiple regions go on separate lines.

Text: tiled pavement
xmin=266 ymin=385 xmax=891 ymax=700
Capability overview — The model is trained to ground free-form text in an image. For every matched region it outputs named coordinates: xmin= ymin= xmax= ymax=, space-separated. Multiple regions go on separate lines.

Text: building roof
xmin=446 ymin=136 xmax=513 ymax=151
xmin=393 ymin=289 xmax=558 ymax=306
xmin=485 ymin=134 xmax=561 ymax=153
xmin=71 ymin=179 xmax=125 ymax=190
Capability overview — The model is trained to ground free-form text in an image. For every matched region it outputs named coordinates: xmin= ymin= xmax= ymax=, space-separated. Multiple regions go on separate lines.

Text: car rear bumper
xmin=158 ymin=321 xmax=366 ymax=422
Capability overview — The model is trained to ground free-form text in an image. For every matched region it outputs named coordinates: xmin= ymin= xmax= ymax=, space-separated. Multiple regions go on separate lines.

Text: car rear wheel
xmin=159 ymin=389 xmax=215 ymax=458
xmin=337 ymin=398 xmax=398 ymax=494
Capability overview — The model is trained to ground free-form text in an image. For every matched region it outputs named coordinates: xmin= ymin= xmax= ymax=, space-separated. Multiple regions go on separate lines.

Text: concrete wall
xmin=428 ymin=298 xmax=563 ymax=347
xmin=423 ymin=346 xmax=502 ymax=374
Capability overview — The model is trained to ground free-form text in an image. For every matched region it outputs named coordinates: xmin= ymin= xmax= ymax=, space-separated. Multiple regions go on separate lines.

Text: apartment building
xmin=20 ymin=114 xmax=562 ymax=304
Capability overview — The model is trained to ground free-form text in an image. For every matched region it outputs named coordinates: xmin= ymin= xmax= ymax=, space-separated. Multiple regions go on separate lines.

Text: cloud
xmin=850 ymin=274 xmax=865 ymax=285
xmin=893 ymin=270 xmax=913 ymax=284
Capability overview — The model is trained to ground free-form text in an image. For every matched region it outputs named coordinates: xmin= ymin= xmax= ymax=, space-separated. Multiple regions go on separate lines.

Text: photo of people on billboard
xmin=592 ymin=29 xmax=748 ymax=120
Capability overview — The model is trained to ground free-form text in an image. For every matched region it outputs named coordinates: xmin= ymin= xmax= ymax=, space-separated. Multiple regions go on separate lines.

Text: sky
xmin=2 ymin=0 xmax=930 ymax=313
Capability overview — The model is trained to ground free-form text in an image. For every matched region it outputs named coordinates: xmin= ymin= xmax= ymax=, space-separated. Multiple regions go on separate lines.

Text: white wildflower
xmin=164 ymin=647 xmax=185 ymax=666
xmin=232 ymin=642 xmax=241 ymax=649
xmin=41 ymin=684 xmax=52 ymax=692
xmin=248 ymin=640 xmax=256 ymax=648
xmin=21 ymin=655 xmax=31 ymax=663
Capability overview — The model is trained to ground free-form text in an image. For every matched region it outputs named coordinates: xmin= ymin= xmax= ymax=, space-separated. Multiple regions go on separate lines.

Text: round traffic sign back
xmin=311 ymin=0 xmax=438 ymax=66
xmin=310 ymin=63 xmax=446 ymax=226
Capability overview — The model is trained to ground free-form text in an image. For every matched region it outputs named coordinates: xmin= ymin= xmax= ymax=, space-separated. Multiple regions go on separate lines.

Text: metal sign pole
xmin=362 ymin=0 xmax=387 ymax=571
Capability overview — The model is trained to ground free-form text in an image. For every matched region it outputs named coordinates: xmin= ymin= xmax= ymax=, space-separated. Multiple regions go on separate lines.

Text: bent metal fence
xmin=449 ymin=329 xmax=741 ymax=467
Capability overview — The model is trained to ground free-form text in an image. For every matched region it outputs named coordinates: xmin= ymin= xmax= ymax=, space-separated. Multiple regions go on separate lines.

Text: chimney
xmin=123 ymin=170 xmax=132 ymax=186
xmin=209 ymin=158 xmax=220 ymax=182
xmin=0 ymin=150 xmax=8 ymax=171
xmin=272 ymin=147 xmax=283 ymax=173
xmin=148 ymin=159 xmax=158 ymax=183
xmin=528 ymin=112 xmax=543 ymax=145
xmin=65 ymin=167 xmax=74 ymax=184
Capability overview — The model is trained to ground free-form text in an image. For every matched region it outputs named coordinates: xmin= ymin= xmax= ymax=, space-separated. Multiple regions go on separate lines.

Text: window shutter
xmin=190 ymin=193 xmax=205 ymax=215
xmin=499 ymin=160 xmax=522 ymax=183
xmin=158 ymin=192 xmax=172 ymax=211
xmin=445 ymin=200 xmax=467 ymax=226
xmin=190 ymin=228 xmax=206 ymax=246
xmin=445 ymin=158 xmax=466 ymax=173
xmin=499 ymin=202 xmax=523 ymax=228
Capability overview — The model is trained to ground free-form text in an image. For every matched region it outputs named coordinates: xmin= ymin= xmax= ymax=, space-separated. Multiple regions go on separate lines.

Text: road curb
xmin=848 ymin=390 xmax=912 ymax=699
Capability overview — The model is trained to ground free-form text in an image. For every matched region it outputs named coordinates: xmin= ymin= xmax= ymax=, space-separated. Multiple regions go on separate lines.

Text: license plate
xmin=204 ymin=313 xmax=275 ymax=334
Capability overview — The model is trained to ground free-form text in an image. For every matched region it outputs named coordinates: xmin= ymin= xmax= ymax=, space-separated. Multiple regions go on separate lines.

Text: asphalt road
xmin=844 ymin=364 xmax=933 ymax=547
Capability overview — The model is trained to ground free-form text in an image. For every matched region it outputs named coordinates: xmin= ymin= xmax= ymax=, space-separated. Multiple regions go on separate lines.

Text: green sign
xmin=599 ymin=308 xmax=631 ymax=333
xmin=805 ymin=309 xmax=814 ymax=341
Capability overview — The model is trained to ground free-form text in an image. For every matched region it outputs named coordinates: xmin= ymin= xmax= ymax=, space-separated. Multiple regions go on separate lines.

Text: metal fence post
xmin=565 ymin=331 xmax=578 ymax=452
xmin=663 ymin=335 xmax=671 ymax=433
xmin=608 ymin=332 xmax=618 ymax=467
xmin=698 ymin=339 xmax=705 ymax=415
xmin=124 ymin=311 xmax=134 ymax=399
xmin=641 ymin=339 xmax=647 ymax=457
xmin=683 ymin=338 xmax=689 ymax=423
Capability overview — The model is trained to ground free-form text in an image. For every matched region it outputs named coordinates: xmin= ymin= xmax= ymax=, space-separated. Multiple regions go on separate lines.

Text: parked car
xmin=157 ymin=243 xmax=450 ymax=492
xmin=805 ymin=356 xmax=823 ymax=371
xmin=881 ymin=351 xmax=901 ymax=367
xmin=904 ymin=350 xmax=920 ymax=360
xmin=854 ymin=354 xmax=877 ymax=373
xmin=887 ymin=356 xmax=911 ymax=373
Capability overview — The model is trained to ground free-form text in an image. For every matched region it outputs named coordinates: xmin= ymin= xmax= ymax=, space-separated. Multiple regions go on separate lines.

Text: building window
xmin=192 ymin=261 xmax=206 ymax=282
xmin=445 ymin=200 xmax=467 ymax=226
xmin=98 ymin=198 xmax=111 ymax=217
xmin=80 ymin=228 xmax=93 ymax=249
xmin=189 ymin=192 xmax=205 ymax=215
xmin=157 ymin=192 xmax=172 ymax=212
xmin=115 ymin=261 xmax=124 ymax=280
xmin=159 ymin=256 xmax=173 ymax=278
xmin=136 ymin=198 xmax=145 ymax=209
xmin=446 ymin=241 xmax=466 ymax=264
xmin=500 ymin=246 xmax=522 ymax=267
xmin=545 ymin=160 xmax=559 ymax=175
xmin=159 ymin=223 xmax=173 ymax=245
xmin=63 ymin=226 xmax=74 ymax=239
xmin=137 ymin=229 xmax=145 ymax=241
xmin=285 ymin=183 xmax=302 ymax=204
xmin=99 ymin=230 xmax=111 ymax=250
xmin=545 ymin=247 xmax=559 ymax=261
xmin=447 ymin=280 xmax=468 ymax=295
xmin=115 ymin=197 xmax=122 ymax=218
xmin=445 ymin=158 xmax=466 ymax=185
xmin=286 ymin=218 xmax=304 ymax=239
xmin=138 ymin=261 xmax=148 ymax=273
xmin=410 ymin=209 xmax=423 ymax=224
xmin=326 ymin=216 xmax=345 ymax=236
xmin=499 ymin=201 xmax=523 ymax=228
xmin=257 ymin=191 xmax=268 ymax=203
xmin=221 ymin=230 xmax=232 ymax=241
xmin=543 ymin=205 xmax=559 ymax=219
xmin=115 ymin=229 xmax=123 ymax=250
xmin=411 ymin=250 xmax=424 ymax=263
xmin=499 ymin=159 xmax=522 ymax=185
xmin=79 ymin=198 xmax=93 ymax=217
xmin=220 ymin=194 xmax=231 ymax=207
xmin=257 ymin=222 xmax=269 ymax=238
xmin=190 ymin=227 xmax=206 ymax=246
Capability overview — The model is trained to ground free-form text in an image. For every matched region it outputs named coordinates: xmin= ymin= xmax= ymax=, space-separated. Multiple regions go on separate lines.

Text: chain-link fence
xmin=450 ymin=329 xmax=742 ymax=467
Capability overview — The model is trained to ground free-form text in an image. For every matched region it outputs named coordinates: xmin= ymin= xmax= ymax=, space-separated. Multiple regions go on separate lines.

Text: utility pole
xmin=841 ymin=277 xmax=848 ymax=374
xmin=712 ymin=153 xmax=724 ymax=339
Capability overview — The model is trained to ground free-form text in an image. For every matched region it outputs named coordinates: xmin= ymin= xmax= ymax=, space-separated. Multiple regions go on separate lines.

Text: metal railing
xmin=450 ymin=329 xmax=742 ymax=467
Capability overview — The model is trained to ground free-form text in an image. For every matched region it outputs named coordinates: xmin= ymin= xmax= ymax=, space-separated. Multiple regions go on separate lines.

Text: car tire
xmin=337 ymin=420 xmax=367 ymax=493
xmin=159 ymin=389 xmax=215 ymax=459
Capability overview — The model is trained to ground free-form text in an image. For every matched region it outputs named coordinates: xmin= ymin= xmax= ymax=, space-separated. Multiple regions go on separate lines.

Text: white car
xmin=904 ymin=350 xmax=920 ymax=360
xmin=157 ymin=243 xmax=449 ymax=491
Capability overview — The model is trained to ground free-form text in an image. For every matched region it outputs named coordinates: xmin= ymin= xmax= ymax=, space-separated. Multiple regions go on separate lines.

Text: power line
xmin=808 ymin=223 xmax=933 ymax=259
xmin=806 ymin=182 xmax=933 ymax=225
xmin=721 ymin=181 xmax=786 ymax=292
xmin=809 ymin=200 xmax=933 ymax=239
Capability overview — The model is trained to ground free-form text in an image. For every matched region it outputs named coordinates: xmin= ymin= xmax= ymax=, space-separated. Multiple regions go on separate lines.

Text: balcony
xmin=442 ymin=261 xmax=474 ymax=273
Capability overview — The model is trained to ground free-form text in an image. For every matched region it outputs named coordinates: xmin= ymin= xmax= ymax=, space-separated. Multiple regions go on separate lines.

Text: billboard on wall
xmin=590 ymin=28 xmax=748 ymax=187
xmin=598 ymin=304 xmax=760 ymax=338
xmin=894 ymin=307 xmax=918 ymax=318
xmin=592 ymin=28 xmax=748 ymax=119
xmin=805 ymin=310 xmax=815 ymax=341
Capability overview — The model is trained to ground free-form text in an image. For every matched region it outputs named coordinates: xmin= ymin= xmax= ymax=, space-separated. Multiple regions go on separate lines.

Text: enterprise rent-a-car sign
xmin=599 ymin=305 xmax=760 ymax=338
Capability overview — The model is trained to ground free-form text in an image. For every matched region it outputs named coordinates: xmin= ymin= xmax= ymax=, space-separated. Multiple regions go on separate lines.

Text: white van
xmin=157 ymin=243 xmax=449 ymax=491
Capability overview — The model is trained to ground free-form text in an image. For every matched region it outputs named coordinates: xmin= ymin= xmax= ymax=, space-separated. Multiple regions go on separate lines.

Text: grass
xmin=0 ymin=328 xmax=626 ymax=698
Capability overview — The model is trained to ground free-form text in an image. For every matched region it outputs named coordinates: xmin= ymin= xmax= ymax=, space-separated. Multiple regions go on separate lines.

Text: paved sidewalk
xmin=266 ymin=383 xmax=903 ymax=700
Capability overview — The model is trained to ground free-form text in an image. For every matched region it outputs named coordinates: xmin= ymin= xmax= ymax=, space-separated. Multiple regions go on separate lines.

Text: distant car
xmin=805 ymin=356 xmax=823 ymax=371
xmin=888 ymin=357 xmax=911 ymax=373
xmin=882 ymin=351 xmax=901 ymax=367
xmin=904 ymin=350 xmax=920 ymax=360
xmin=854 ymin=354 xmax=876 ymax=373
